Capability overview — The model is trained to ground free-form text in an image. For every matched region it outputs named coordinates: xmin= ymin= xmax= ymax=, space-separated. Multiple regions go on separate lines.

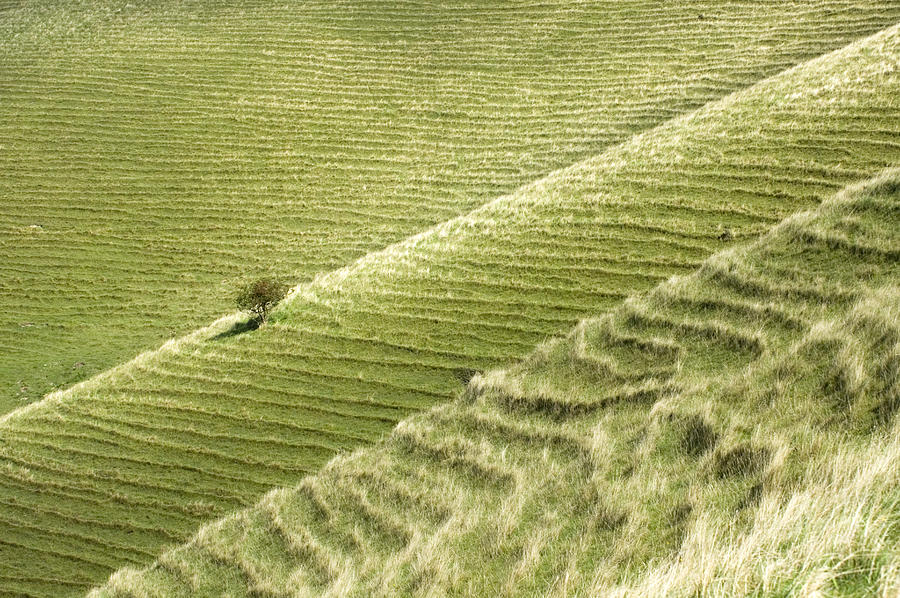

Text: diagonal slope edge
xmin=1 ymin=20 xmax=899 ymax=598
xmin=8 ymin=0 xmax=899 ymax=410
xmin=4 ymin=21 xmax=898 ymax=430
xmin=89 ymin=151 xmax=900 ymax=597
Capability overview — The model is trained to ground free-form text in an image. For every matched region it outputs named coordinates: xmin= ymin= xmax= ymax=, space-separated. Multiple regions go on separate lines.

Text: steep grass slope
xmin=3 ymin=1 xmax=900 ymax=408
xmin=93 ymin=169 xmax=900 ymax=598
xmin=1 ymin=24 xmax=898 ymax=597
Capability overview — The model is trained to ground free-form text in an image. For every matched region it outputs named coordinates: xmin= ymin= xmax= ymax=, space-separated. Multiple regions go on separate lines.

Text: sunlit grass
xmin=94 ymin=168 xmax=900 ymax=598
xmin=0 ymin=4 xmax=899 ymax=597
xmin=2 ymin=0 xmax=899 ymax=408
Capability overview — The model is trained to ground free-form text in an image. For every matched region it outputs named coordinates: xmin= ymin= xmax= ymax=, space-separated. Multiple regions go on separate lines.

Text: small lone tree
xmin=235 ymin=277 xmax=289 ymax=326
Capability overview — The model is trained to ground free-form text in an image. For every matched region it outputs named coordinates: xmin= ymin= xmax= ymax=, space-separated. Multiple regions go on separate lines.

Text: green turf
xmin=90 ymin=167 xmax=900 ymax=598
xmin=0 ymin=20 xmax=898 ymax=596
xmin=3 ymin=0 xmax=900 ymax=410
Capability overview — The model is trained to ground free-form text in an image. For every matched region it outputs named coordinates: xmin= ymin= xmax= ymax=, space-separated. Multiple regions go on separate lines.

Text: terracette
xmin=0 ymin=22 xmax=899 ymax=596
xmin=3 ymin=0 xmax=900 ymax=408
xmin=93 ymin=168 xmax=900 ymax=597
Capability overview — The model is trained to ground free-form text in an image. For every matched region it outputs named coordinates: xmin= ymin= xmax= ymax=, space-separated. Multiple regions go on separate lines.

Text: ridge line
xmin=3 ymin=21 xmax=896 ymax=428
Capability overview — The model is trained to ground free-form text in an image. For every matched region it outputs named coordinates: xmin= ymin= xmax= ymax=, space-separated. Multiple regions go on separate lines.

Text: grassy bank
xmin=3 ymin=0 xmax=899 ymax=408
xmin=94 ymin=168 xmax=900 ymax=597
xmin=0 ymin=21 xmax=898 ymax=596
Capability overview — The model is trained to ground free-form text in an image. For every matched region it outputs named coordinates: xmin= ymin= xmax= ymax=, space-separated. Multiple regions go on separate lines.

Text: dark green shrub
xmin=235 ymin=277 xmax=289 ymax=325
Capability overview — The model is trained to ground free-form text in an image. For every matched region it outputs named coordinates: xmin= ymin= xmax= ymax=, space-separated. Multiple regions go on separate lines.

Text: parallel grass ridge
xmin=91 ymin=170 xmax=900 ymax=597
xmin=0 ymin=23 xmax=898 ymax=596
xmin=3 ymin=0 xmax=900 ymax=408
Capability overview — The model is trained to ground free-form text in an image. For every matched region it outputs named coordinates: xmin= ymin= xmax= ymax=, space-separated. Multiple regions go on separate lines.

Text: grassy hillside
xmin=3 ymin=0 xmax=900 ymax=409
xmin=92 ymin=168 xmax=900 ymax=598
xmin=0 ymin=22 xmax=898 ymax=596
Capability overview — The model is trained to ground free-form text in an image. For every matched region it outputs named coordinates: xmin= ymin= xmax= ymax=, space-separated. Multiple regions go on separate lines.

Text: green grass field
xmin=3 ymin=0 xmax=900 ymax=410
xmin=0 ymin=14 xmax=898 ymax=596
xmin=91 ymin=167 xmax=900 ymax=597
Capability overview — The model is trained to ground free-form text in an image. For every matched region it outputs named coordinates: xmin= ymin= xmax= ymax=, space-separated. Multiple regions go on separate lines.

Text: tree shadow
xmin=211 ymin=318 xmax=259 ymax=341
